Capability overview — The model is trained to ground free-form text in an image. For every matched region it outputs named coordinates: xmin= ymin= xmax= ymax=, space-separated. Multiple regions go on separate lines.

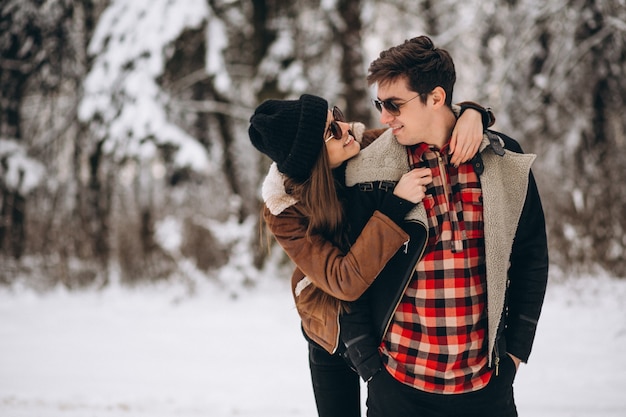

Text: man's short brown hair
xmin=367 ymin=36 xmax=456 ymax=106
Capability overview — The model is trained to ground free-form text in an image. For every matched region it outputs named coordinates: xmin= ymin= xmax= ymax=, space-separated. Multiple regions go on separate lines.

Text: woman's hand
xmin=393 ymin=168 xmax=432 ymax=203
xmin=449 ymin=109 xmax=483 ymax=167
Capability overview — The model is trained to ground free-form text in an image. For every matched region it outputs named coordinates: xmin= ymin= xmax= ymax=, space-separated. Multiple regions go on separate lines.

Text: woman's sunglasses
xmin=324 ymin=106 xmax=346 ymax=142
xmin=371 ymin=94 xmax=420 ymax=116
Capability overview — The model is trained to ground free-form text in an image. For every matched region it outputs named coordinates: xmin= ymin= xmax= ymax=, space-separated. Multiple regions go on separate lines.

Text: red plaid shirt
xmin=380 ymin=142 xmax=493 ymax=394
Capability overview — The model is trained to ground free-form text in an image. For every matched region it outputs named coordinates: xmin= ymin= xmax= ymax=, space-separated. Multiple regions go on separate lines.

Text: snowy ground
xmin=1 ymin=274 xmax=626 ymax=417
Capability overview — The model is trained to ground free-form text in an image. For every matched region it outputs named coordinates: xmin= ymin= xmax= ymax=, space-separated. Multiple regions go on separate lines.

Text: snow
xmin=1 ymin=274 xmax=625 ymax=417
xmin=0 ymin=139 xmax=45 ymax=195
xmin=205 ymin=15 xmax=231 ymax=94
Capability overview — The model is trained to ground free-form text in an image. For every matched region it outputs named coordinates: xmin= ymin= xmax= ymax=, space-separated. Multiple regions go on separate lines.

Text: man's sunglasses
xmin=372 ymin=94 xmax=420 ymax=116
xmin=324 ymin=106 xmax=347 ymax=142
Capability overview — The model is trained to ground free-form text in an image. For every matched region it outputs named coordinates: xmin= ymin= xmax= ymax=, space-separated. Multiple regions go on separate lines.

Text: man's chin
xmin=394 ymin=134 xmax=413 ymax=146
xmin=394 ymin=132 xmax=423 ymax=146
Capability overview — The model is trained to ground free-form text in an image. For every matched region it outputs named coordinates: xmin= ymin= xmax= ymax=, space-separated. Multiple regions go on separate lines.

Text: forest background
xmin=1 ymin=0 xmax=625 ymax=293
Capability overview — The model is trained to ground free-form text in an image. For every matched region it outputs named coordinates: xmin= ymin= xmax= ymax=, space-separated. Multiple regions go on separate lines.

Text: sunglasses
xmin=324 ymin=106 xmax=346 ymax=142
xmin=372 ymin=94 xmax=420 ymax=116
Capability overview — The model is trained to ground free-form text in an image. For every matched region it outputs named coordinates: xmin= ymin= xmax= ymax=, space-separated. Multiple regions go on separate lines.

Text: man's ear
xmin=430 ymin=86 xmax=446 ymax=109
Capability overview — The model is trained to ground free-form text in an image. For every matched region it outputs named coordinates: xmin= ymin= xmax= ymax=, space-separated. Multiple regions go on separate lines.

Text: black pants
xmin=308 ymin=342 xmax=361 ymax=417
xmin=367 ymin=354 xmax=518 ymax=417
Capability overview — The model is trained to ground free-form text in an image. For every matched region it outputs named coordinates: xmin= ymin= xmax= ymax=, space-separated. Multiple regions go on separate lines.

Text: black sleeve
xmin=378 ymin=192 xmax=414 ymax=225
xmin=344 ymin=183 xmax=414 ymax=244
xmin=458 ymin=101 xmax=496 ymax=129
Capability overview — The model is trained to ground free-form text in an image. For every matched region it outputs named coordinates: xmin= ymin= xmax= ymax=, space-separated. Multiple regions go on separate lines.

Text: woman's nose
xmin=339 ymin=121 xmax=351 ymax=137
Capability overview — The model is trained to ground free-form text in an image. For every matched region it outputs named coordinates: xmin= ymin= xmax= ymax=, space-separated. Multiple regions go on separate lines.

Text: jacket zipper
xmin=331 ymin=307 xmax=341 ymax=354
xmin=494 ymin=342 xmax=500 ymax=376
xmin=380 ymin=219 xmax=429 ymax=339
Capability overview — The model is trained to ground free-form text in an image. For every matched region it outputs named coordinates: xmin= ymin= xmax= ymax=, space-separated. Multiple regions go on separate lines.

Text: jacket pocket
xmin=294 ymin=278 xmax=341 ymax=351
xmin=295 ymin=280 xmax=337 ymax=324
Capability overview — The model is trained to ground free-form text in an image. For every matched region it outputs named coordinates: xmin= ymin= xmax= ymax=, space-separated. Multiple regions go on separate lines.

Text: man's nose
xmin=380 ymin=108 xmax=394 ymax=125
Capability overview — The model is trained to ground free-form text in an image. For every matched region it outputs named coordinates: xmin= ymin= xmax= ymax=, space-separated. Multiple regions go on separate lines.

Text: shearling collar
xmin=345 ymin=128 xmax=407 ymax=187
xmin=262 ymin=163 xmax=297 ymax=215
xmin=345 ymin=128 xmax=501 ymax=187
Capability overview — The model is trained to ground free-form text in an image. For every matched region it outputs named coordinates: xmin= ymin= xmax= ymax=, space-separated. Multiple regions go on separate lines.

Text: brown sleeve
xmin=264 ymin=205 xmax=408 ymax=301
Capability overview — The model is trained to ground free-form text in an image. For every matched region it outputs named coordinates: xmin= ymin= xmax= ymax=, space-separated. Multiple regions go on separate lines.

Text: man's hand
xmin=507 ymin=353 xmax=521 ymax=370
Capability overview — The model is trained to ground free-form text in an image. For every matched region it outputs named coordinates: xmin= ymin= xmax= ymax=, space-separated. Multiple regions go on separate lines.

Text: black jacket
xmin=342 ymin=129 xmax=549 ymax=369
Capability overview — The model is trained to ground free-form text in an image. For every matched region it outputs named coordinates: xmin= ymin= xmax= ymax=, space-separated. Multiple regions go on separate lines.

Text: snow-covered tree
xmin=0 ymin=0 xmax=102 ymax=285
xmin=478 ymin=0 xmax=626 ymax=275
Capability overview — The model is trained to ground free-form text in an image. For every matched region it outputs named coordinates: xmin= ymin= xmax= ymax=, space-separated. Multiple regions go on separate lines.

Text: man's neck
xmin=427 ymin=106 xmax=457 ymax=149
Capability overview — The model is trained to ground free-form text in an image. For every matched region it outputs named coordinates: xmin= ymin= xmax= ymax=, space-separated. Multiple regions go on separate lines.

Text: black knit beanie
xmin=249 ymin=94 xmax=328 ymax=182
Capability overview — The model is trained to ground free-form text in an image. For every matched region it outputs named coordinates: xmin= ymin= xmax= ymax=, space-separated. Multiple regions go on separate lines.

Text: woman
xmin=248 ymin=94 xmax=492 ymax=417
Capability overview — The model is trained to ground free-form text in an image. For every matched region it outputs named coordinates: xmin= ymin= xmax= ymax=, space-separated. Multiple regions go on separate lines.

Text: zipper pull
xmin=495 ymin=356 xmax=500 ymax=376
xmin=403 ymin=239 xmax=410 ymax=254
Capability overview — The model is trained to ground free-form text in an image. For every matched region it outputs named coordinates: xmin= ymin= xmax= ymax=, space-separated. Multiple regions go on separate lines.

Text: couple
xmin=249 ymin=36 xmax=549 ymax=417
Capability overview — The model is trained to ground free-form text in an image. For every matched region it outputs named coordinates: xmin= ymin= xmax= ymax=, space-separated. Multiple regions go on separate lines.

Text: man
xmin=343 ymin=35 xmax=549 ymax=416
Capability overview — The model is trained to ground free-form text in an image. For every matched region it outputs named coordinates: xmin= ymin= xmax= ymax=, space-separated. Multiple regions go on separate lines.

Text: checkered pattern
xmin=381 ymin=143 xmax=493 ymax=394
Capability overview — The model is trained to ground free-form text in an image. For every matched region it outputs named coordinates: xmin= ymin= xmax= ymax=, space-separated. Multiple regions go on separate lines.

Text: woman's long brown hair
xmin=283 ymin=146 xmax=349 ymax=251
xmin=282 ymin=147 xmax=350 ymax=314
